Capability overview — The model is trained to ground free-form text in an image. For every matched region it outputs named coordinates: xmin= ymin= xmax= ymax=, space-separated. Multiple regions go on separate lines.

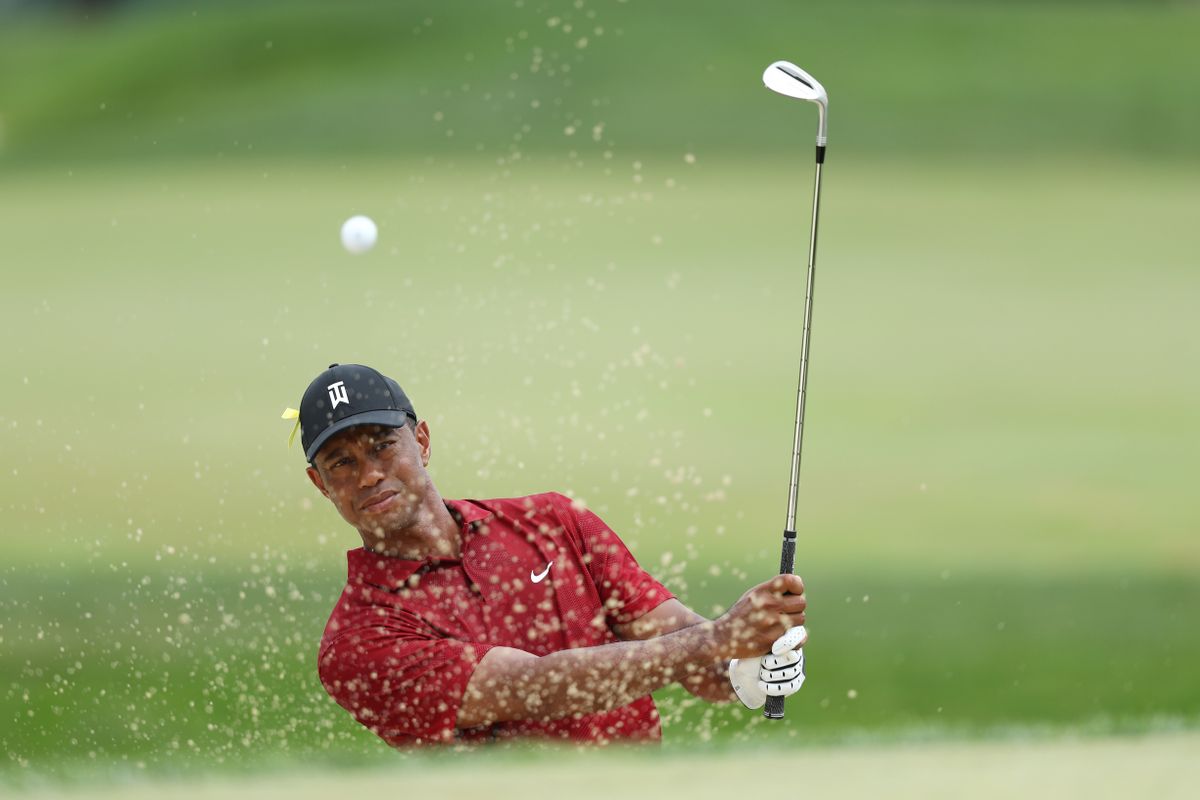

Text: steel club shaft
xmin=761 ymin=60 xmax=828 ymax=721
xmin=763 ymin=154 xmax=822 ymax=721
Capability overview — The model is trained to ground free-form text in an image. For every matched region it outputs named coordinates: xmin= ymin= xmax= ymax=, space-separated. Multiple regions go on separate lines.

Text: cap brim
xmin=305 ymin=409 xmax=413 ymax=462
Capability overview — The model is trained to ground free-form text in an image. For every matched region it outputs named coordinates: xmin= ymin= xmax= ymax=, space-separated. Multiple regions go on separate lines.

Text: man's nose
xmin=358 ymin=458 xmax=385 ymax=488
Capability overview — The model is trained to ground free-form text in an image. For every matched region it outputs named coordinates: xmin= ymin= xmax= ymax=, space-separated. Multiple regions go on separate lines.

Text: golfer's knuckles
xmin=721 ymin=577 xmax=810 ymax=656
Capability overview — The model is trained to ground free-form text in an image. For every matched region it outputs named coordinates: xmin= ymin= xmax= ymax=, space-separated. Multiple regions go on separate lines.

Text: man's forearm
xmin=679 ymin=660 xmax=738 ymax=704
xmin=667 ymin=617 xmax=738 ymax=704
xmin=461 ymin=621 xmax=725 ymax=726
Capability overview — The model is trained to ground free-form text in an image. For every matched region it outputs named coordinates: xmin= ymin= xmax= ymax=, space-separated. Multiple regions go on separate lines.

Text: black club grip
xmin=777 ymin=532 xmax=797 ymax=575
xmin=764 ymin=530 xmax=797 ymax=720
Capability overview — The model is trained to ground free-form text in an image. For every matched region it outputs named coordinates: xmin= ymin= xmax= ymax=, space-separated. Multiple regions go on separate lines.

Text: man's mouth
xmin=360 ymin=490 xmax=399 ymax=513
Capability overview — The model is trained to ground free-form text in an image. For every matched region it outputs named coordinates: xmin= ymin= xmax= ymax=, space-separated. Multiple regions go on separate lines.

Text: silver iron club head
xmin=763 ymin=60 xmax=828 ymax=147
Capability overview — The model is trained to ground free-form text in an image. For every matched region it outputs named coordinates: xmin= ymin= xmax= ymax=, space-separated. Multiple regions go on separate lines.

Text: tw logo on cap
xmin=327 ymin=381 xmax=350 ymax=409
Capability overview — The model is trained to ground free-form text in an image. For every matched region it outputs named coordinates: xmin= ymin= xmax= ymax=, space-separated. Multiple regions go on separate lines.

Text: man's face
xmin=306 ymin=422 xmax=433 ymax=541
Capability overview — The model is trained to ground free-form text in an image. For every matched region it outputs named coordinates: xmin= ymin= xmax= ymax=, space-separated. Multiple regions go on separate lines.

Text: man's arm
xmin=457 ymin=574 xmax=806 ymax=729
xmin=612 ymin=599 xmax=737 ymax=704
xmin=458 ymin=622 xmax=718 ymax=728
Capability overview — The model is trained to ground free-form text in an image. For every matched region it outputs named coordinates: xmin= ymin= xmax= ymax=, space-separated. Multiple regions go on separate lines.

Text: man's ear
xmin=413 ymin=420 xmax=432 ymax=467
xmin=306 ymin=465 xmax=330 ymax=498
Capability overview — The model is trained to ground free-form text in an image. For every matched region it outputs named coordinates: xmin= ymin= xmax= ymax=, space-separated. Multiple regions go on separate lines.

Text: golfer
xmin=290 ymin=363 xmax=808 ymax=747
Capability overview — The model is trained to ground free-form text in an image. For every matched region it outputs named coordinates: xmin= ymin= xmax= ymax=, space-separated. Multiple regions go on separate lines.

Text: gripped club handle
xmin=763 ymin=530 xmax=797 ymax=720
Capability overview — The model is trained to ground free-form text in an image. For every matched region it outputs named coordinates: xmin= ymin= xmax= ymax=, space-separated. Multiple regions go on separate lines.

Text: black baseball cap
xmin=299 ymin=364 xmax=417 ymax=462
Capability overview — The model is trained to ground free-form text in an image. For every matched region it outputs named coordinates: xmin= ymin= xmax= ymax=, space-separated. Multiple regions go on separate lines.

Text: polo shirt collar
xmin=445 ymin=497 xmax=494 ymax=529
xmin=345 ymin=499 xmax=494 ymax=588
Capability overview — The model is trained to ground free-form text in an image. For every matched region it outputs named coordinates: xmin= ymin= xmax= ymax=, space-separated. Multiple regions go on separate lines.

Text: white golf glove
xmin=728 ymin=625 xmax=807 ymax=710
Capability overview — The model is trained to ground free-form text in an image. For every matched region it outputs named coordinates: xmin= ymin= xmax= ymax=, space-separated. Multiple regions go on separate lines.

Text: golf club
xmin=761 ymin=59 xmax=828 ymax=721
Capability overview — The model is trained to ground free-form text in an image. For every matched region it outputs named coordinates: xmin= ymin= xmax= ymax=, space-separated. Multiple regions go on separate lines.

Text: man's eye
xmin=375 ymin=440 xmax=396 ymax=452
xmin=332 ymin=458 xmax=351 ymax=469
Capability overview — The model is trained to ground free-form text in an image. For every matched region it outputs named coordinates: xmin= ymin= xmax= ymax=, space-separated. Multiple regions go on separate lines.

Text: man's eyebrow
xmin=320 ymin=447 xmax=347 ymax=463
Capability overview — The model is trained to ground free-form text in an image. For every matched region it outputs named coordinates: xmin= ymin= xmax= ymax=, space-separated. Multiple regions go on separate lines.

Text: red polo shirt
xmin=317 ymin=492 xmax=676 ymax=747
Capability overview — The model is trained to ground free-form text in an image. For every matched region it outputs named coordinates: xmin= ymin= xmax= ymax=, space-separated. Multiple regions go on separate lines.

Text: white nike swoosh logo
xmin=530 ymin=561 xmax=553 ymax=583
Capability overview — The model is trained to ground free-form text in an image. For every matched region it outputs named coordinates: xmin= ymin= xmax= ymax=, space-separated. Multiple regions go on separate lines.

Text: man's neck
xmin=359 ymin=496 xmax=461 ymax=560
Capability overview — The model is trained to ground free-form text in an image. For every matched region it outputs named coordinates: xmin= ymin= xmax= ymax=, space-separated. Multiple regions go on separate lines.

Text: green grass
xmin=3 ymin=0 xmax=1200 ymax=785
xmin=2 ymin=155 xmax=1198 ymax=783
xmin=2 ymin=157 xmax=1197 ymax=572
xmin=2 ymin=0 xmax=1199 ymax=163
xmin=4 ymin=566 xmax=1199 ymax=781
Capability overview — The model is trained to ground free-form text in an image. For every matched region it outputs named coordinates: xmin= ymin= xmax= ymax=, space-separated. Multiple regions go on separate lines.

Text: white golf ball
xmin=340 ymin=215 xmax=377 ymax=254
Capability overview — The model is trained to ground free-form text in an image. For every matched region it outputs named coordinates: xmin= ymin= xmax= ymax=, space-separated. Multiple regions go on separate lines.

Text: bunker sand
xmin=17 ymin=733 xmax=1200 ymax=800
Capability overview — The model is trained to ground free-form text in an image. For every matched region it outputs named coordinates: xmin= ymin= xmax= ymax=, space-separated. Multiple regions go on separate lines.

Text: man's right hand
xmin=711 ymin=574 xmax=807 ymax=660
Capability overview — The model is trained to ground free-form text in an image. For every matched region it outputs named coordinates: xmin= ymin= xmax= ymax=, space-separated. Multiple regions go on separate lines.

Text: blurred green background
xmin=3 ymin=0 xmax=1199 ymax=788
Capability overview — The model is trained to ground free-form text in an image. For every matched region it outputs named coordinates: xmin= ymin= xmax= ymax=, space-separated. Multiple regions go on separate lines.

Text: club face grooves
xmin=775 ymin=64 xmax=813 ymax=90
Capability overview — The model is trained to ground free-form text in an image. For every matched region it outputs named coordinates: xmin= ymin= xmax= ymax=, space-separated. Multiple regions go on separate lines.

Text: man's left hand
xmin=728 ymin=625 xmax=807 ymax=709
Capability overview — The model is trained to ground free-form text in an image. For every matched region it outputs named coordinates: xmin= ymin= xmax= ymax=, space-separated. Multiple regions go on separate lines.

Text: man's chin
xmin=356 ymin=508 xmax=412 ymax=541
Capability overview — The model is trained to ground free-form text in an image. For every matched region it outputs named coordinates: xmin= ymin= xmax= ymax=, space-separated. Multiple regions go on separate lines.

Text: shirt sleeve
xmin=555 ymin=495 xmax=676 ymax=626
xmin=318 ymin=615 xmax=494 ymax=747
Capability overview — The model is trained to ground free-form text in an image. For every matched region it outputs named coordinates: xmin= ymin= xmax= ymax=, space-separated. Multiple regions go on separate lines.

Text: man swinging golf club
xmin=287 ymin=363 xmax=807 ymax=747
